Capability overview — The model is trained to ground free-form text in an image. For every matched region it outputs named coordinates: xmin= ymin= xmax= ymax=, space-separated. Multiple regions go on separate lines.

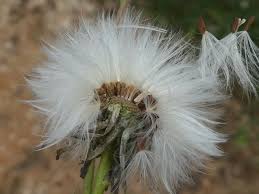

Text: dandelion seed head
xmin=27 ymin=10 xmax=235 ymax=194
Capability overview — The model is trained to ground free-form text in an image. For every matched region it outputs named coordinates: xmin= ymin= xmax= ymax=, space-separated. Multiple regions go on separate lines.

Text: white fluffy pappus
xmin=27 ymin=11 xmax=227 ymax=193
xmin=198 ymin=17 xmax=259 ymax=95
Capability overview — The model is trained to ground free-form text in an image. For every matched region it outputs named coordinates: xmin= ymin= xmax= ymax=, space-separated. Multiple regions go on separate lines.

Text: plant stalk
xmin=92 ymin=147 xmax=113 ymax=194
xmin=83 ymin=160 xmax=95 ymax=194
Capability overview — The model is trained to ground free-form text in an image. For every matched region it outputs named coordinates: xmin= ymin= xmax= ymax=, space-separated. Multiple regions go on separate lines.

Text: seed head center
xmin=95 ymin=81 xmax=156 ymax=112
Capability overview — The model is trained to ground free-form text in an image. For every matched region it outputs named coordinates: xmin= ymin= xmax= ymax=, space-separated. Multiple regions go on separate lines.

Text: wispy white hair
xmin=198 ymin=17 xmax=259 ymax=95
xmin=27 ymin=11 xmax=227 ymax=193
xmin=219 ymin=27 xmax=259 ymax=95
xmin=198 ymin=31 xmax=230 ymax=83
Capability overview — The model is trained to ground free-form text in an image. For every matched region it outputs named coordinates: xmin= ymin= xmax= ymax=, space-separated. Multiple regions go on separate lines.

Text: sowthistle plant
xmin=26 ymin=3 xmax=259 ymax=194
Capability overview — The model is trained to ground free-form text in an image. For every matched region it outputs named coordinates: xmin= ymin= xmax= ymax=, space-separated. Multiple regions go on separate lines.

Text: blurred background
xmin=0 ymin=0 xmax=259 ymax=194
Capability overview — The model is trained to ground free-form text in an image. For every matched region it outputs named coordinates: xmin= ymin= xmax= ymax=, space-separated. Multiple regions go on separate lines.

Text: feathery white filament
xmin=198 ymin=31 xmax=230 ymax=84
xmin=27 ymin=10 xmax=235 ymax=194
xmin=198 ymin=17 xmax=259 ymax=95
xmin=221 ymin=32 xmax=257 ymax=94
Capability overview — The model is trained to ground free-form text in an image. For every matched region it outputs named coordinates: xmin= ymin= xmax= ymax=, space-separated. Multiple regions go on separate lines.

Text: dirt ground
xmin=0 ymin=1 xmax=259 ymax=194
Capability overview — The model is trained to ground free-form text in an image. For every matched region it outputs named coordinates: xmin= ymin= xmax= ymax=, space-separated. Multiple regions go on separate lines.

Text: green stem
xmin=83 ymin=161 xmax=95 ymax=194
xmin=92 ymin=148 xmax=113 ymax=194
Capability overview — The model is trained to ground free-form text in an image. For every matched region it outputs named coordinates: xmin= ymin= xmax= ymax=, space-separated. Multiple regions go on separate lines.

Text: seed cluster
xmin=95 ymin=81 xmax=156 ymax=112
xmin=56 ymin=81 xmax=157 ymax=192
